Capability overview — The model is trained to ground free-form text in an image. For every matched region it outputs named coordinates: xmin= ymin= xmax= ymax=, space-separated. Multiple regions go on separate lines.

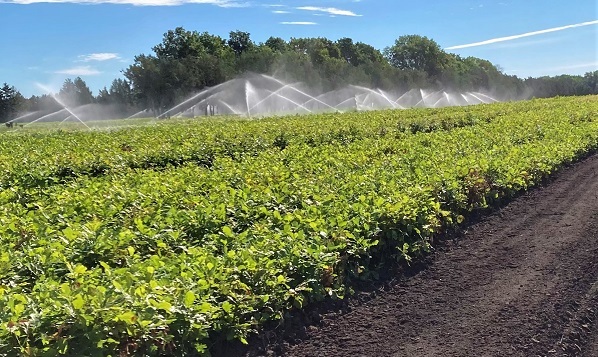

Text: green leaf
xmin=117 ymin=311 xmax=137 ymax=325
xmin=183 ymin=291 xmax=196 ymax=308
xmin=99 ymin=261 xmax=111 ymax=274
xmin=73 ymin=264 xmax=87 ymax=275
xmin=62 ymin=227 xmax=78 ymax=241
xmin=155 ymin=301 xmax=172 ymax=311
xmin=222 ymin=226 xmax=234 ymax=237
xmin=72 ymin=295 xmax=85 ymax=310
xmin=199 ymin=302 xmax=213 ymax=313
xmin=14 ymin=303 xmax=25 ymax=315
xmin=222 ymin=301 xmax=233 ymax=313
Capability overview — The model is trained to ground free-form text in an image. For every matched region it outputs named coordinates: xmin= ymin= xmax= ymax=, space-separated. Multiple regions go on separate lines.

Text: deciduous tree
xmin=384 ymin=35 xmax=450 ymax=77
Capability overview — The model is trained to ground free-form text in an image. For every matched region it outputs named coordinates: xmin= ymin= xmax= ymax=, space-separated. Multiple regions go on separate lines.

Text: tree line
xmin=2 ymin=28 xmax=597 ymax=121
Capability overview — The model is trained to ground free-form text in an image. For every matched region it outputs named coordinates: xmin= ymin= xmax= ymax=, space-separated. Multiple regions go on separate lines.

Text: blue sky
xmin=0 ymin=0 xmax=596 ymax=97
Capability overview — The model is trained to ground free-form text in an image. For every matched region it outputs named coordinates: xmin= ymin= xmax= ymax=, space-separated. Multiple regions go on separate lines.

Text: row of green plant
xmin=0 ymin=96 xmax=596 ymax=355
xmin=0 ymin=99 xmax=552 ymax=190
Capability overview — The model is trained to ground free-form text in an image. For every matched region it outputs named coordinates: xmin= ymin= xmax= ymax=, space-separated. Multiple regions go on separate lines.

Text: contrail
xmin=446 ymin=20 xmax=598 ymax=50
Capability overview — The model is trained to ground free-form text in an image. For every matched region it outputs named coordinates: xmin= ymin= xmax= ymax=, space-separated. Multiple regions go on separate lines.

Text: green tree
xmin=124 ymin=54 xmax=164 ymax=114
xmin=441 ymin=55 xmax=504 ymax=90
xmin=336 ymin=38 xmax=385 ymax=67
xmin=24 ymin=94 xmax=60 ymax=112
xmin=59 ymin=77 xmax=94 ymax=107
xmin=58 ymin=78 xmax=76 ymax=103
xmin=153 ymin=27 xmax=204 ymax=60
xmin=74 ymin=77 xmax=94 ymax=105
xmin=337 ymin=37 xmax=358 ymax=64
xmin=0 ymin=83 xmax=24 ymax=122
xmin=237 ymin=45 xmax=277 ymax=73
xmin=109 ymin=79 xmax=134 ymax=106
xmin=264 ymin=36 xmax=288 ymax=53
xmin=288 ymin=37 xmax=341 ymax=64
xmin=96 ymin=87 xmax=111 ymax=104
xmin=384 ymin=35 xmax=450 ymax=78
xmin=524 ymin=75 xmax=592 ymax=98
xmin=228 ymin=30 xmax=254 ymax=57
xmin=584 ymin=71 xmax=598 ymax=93
xmin=96 ymin=79 xmax=134 ymax=109
xmin=198 ymin=32 xmax=230 ymax=58
xmin=126 ymin=28 xmax=237 ymax=114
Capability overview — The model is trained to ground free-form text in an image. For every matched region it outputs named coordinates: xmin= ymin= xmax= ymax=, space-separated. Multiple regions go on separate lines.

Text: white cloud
xmin=280 ymin=21 xmax=317 ymax=25
xmin=78 ymin=53 xmax=121 ymax=62
xmin=296 ymin=6 xmax=361 ymax=17
xmin=446 ymin=20 xmax=598 ymax=50
xmin=272 ymin=10 xmax=290 ymax=14
xmin=55 ymin=66 xmax=101 ymax=76
xmin=3 ymin=0 xmax=248 ymax=6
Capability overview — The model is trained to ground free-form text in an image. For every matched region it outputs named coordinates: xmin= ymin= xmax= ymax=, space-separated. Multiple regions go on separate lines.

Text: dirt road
xmin=275 ymin=154 xmax=598 ymax=356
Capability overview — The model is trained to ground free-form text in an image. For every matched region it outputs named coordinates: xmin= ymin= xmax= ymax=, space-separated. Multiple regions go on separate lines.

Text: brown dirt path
xmin=273 ymin=154 xmax=598 ymax=356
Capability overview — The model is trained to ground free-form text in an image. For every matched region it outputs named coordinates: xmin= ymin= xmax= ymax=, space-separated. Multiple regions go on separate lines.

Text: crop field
xmin=0 ymin=96 xmax=597 ymax=356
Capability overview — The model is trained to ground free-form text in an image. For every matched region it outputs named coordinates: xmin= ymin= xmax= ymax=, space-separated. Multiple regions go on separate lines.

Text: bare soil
xmin=234 ymin=154 xmax=598 ymax=357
